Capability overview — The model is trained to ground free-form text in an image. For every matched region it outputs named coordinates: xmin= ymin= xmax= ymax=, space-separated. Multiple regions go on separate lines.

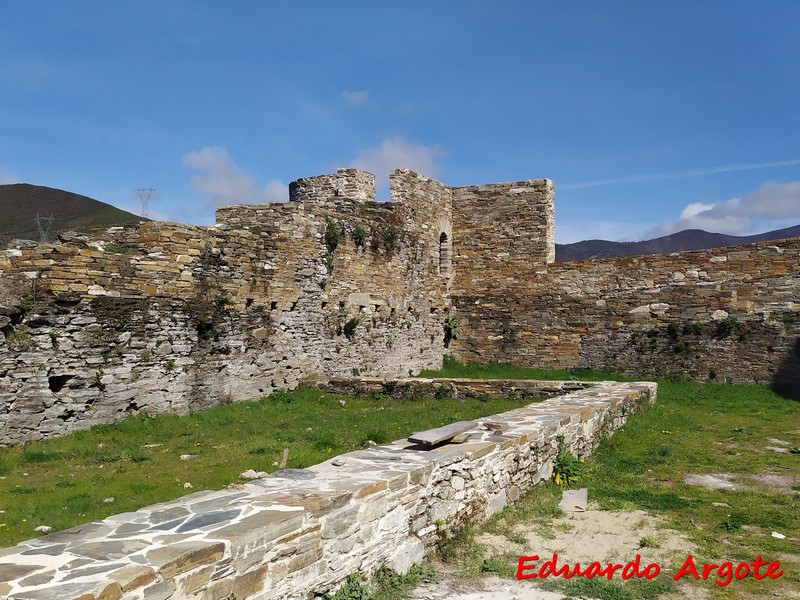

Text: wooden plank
xmin=408 ymin=420 xmax=478 ymax=447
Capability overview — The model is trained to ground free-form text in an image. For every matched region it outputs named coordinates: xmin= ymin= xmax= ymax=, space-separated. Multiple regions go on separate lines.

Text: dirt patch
xmin=411 ymin=508 xmax=702 ymax=600
xmin=482 ymin=506 xmax=694 ymax=571
xmin=685 ymin=472 xmax=800 ymax=494
xmin=411 ymin=571 xmax=572 ymax=600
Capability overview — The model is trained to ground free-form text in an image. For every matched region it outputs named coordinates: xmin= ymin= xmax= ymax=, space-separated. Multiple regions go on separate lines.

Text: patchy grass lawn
xmin=424 ymin=361 xmax=800 ymax=599
xmin=0 ymin=386 xmax=540 ymax=548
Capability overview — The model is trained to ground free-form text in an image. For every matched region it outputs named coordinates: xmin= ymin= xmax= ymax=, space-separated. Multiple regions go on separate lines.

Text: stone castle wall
xmin=452 ymin=238 xmax=800 ymax=391
xmin=2 ymin=163 xmax=798 ymax=446
xmin=0 ymin=169 xmax=469 ymax=445
xmin=451 ymin=179 xmax=555 ymax=296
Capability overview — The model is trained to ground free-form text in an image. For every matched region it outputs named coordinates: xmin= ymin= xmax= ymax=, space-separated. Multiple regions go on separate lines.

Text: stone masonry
xmin=0 ymin=379 xmax=655 ymax=599
xmin=1 ymin=166 xmax=797 ymax=444
xmin=452 ymin=238 xmax=800 ymax=391
xmin=0 ymin=168 xmax=556 ymax=445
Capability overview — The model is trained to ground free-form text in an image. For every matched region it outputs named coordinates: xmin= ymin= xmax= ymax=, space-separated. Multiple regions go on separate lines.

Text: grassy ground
xmin=0 ymin=386 xmax=540 ymax=548
xmin=427 ymin=360 xmax=800 ymax=599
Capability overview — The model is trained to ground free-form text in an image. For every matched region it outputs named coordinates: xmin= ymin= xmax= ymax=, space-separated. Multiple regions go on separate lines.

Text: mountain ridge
xmin=0 ymin=183 xmax=145 ymax=245
xmin=555 ymin=224 xmax=800 ymax=262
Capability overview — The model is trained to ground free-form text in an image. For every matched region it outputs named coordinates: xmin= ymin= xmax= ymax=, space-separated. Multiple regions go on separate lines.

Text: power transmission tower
xmin=35 ymin=213 xmax=55 ymax=243
xmin=133 ymin=187 xmax=156 ymax=218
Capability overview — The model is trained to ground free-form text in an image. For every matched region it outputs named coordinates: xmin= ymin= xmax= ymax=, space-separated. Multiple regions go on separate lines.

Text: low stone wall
xmin=0 ymin=379 xmax=655 ymax=600
xmin=316 ymin=376 xmax=593 ymax=399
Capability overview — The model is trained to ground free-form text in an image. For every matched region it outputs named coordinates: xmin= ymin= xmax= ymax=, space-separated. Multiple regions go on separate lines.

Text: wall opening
xmin=438 ymin=232 xmax=451 ymax=277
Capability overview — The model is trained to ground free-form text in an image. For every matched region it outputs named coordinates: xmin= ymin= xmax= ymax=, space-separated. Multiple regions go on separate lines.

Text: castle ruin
xmin=0 ymin=168 xmax=798 ymax=446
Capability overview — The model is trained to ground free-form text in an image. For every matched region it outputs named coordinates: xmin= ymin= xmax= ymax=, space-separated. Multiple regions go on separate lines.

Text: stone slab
xmin=407 ymin=420 xmax=477 ymax=446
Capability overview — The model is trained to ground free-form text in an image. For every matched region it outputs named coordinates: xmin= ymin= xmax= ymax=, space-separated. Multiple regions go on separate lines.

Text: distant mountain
xmin=555 ymin=224 xmax=800 ymax=262
xmin=0 ymin=183 xmax=145 ymax=246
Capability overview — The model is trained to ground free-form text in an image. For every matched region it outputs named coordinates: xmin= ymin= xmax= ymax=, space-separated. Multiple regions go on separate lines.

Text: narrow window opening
xmin=438 ymin=232 xmax=451 ymax=277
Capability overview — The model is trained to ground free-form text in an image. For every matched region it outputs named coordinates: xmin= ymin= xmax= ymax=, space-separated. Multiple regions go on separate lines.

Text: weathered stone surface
xmin=146 ymin=541 xmax=225 ymax=578
xmin=408 ymin=421 xmax=477 ymax=446
xmin=110 ymin=564 xmax=157 ymax=592
xmin=0 ymin=562 xmax=43 ymax=580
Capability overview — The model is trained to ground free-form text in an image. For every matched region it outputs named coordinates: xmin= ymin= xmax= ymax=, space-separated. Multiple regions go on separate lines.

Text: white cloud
xmin=182 ymin=146 xmax=285 ymax=208
xmin=644 ymin=180 xmax=800 ymax=238
xmin=349 ymin=135 xmax=445 ymax=190
xmin=340 ymin=90 xmax=369 ymax=106
xmin=561 ymin=159 xmax=800 ymax=191
xmin=262 ymin=179 xmax=288 ymax=203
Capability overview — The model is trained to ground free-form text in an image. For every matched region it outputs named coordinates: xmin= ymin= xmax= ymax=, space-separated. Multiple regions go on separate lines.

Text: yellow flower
xmin=0 ymin=523 xmax=7 ymax=527
xmin=21 ymin=518 xmax=27 ymax=523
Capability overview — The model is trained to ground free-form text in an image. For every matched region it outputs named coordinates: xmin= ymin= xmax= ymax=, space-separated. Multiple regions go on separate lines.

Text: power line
xmin=35 ymin=213 xmax=55 ymax=243
xmin=133 ymin=187 xmax=156 ymax=218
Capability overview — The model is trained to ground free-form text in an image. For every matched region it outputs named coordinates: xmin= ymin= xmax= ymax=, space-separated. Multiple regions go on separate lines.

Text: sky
xmin=1 ymin=1 xmax=799 ymax=244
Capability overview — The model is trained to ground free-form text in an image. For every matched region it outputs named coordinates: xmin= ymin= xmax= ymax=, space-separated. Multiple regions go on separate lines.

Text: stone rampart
xmin=0 ymin=169 xmax=462 ymax=445
xmin=0 ymin=379 xmax=655 ymax=600
xmin=453 ymin=238 xmax=800 ymax=391
xmin=451 ymin=179 xmax=555 ymax=296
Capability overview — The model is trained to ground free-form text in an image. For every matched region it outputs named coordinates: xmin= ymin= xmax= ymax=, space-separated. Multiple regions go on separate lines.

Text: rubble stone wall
xmin=452 ymin=238 xmax=800 ymax=390
xmin=0 ymin=380 xmax=655 ymax=600
xmin=0 ymin=169 xmax=460 ymax=446
xmin=451 ymin=179 xmax=555 ymax=297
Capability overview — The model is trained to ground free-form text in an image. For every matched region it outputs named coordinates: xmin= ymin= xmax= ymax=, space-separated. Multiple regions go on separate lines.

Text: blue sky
xmin=1 ymin=1 xmax=799 ymax=243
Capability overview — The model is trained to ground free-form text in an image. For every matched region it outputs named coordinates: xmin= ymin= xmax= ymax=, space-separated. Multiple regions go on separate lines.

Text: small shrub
xmin=715 ymin=315 xmax=742 ymax=338
xmin=269 ymin=389 xmax=294 ymax=404
xmin=248 ymin=226 xmax=262 ymax=235
xmin=443 ymin=315 xmax=458 ymax=347
xmin=352 ymin=225 xmax=366 ymax=249
xmin=382 ymin=225 xmax=398 ymax=253
xmin=322 ymin=574 xmax=370 ymax=600
xmin=382 ymin=380 xmax=398 ymax=395
xmin=435 ymin=385 xmax=452 ymax=400
xmin=164 ymin=358 xmax=176 ymax=374
xmin=5 ymin=330 xmax=33 ymax=351
xmin=103 ymin=243 xmax=129 ymax=254
xmin=666 ymin=322 xmax=680 ymax=339
xmin=90 ymin=370 xmax=105 ymax=391
xmin=324 ymin=217 xmax=341 ymax=253
xmin=552 ymin=449 xmax=584 ymax=488
xmin=682 ymin=321 xmax=704 ymax=335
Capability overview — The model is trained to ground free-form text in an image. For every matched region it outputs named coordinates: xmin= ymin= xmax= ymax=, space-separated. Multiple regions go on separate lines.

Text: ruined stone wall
xmin=0 ymin=169 xmax=453 ymax=445
xmin=0 ymin=380 xmax=655 ymax=600
xmin=453 ymin=238 xmax=800 ymax=391
xmin=451 ymin=179 xmax=555 ymax=297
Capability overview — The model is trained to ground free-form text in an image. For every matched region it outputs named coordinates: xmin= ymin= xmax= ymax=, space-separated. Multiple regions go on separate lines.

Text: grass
xmin=424 ymin=359 xmax=800 ymax=599
xmin=0 ymin=385 xmax=542 ymax=547
xmin=323 ymin=565 xmax=437 ymax=600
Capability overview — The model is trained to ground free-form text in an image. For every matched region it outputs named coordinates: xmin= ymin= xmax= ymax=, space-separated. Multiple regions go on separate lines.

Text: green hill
xmin=0 ymin=183 xmax=146 ymax=246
